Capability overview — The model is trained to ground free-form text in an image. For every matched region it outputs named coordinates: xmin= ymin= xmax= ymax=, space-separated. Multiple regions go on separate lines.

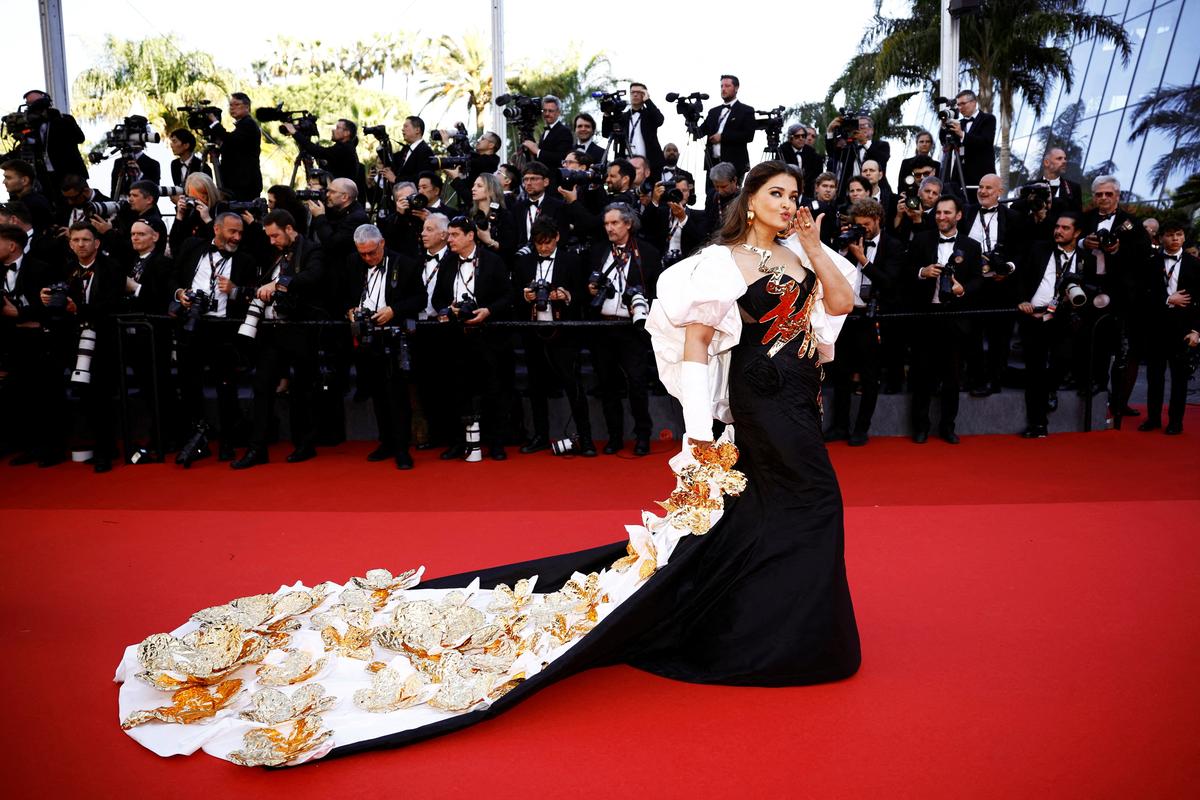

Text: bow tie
xmin=979 ymin=207 xmax=997 ymax=214
xmin=1164 ymin=253 xmax=1180 ymax=262
xmin=722 ymin=103 xmax=733 ymax=110
xmin=864 ymin=241 xmax=876 ymax=250
xmin=459 ymin=256 xmax=476 ymax=265
xmin=961 ymin=116 xmax=973 ymax=123
xmin=1097 ymin=212 xmax=1115 ymax=221
xmin=939 ymin=237 xmax=957 ymax=244
xmin=1057 ymin=248 xmax=1073 ymax=256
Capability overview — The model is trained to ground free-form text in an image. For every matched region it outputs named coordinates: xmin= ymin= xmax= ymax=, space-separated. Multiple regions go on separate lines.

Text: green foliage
xmin=507 ymin=45 xmax=616 ymax=126
xmin=1128 ymin=84 xmax=1200 ymax=192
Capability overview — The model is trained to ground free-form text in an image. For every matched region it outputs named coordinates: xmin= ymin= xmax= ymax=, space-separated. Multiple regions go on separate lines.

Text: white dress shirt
xmin=712 ymin=104 xmax=734 ymax=158
xmin=362 ymin=258 xmax=388 ymax=313
xmin=190 ymin=247 xmax=232 ymax=317
xmin=1163 ymin=250 xmax=1183 ymax=300
xmin=599 ymin=247 xmax=630 ymax=318
xmin=420 ymin=246 xmax=447 ymax=318
xmin=452 ymin=248 xmax=478 ymax=302
xmin=628 ymin=109 xmax=646 ymax=157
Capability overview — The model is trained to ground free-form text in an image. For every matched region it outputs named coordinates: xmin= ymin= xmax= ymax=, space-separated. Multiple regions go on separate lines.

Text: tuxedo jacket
xmin=510 ymin=195 xmax=567 ymax=249
xmin=109 ymin=152 xmax=161 ymax=198
xmin=852 ymin=231 xmax=906 ymax=306
xmin=12 ymin=190 xmax=55 ymax=236
xmin=906 ymin=230 xmax=983 ymax=321
xmin=42 ymin=110 xmax=87 ymax=179
xmin=296 ymin=133 xmax=362 ymax=187
xmin=3 ymin=255 xmax=56 ymax=324
xmin=957 ymin=112 xmax=997 ymax=187
xmin=582 ymin=238 xmax=662 ymax=319
xmin=63 ymin=254 xmax=126 ymax=331
xmin=778 ymin=142 xmax=823 ymax=195
xmin=208 ymin=116 xmax=263 ymax=201
xmin=535 ymin=121 xmax=573 ymax=172
xmin=391 ymin=140 xmax=436 ymax=184
xmin=705 ymin=190 xmax=740 ymax=237
xmin=345 ymin=248 xmax=424 ymax=320
xmin=120 ymin=252 xmax=175 ymax=314
xmin=826 ymin=138 xmax=891 ymax=192
xmin=1018 ymin=242 xmax=1097 ymax=307
xmin=170 ymin=155 xmax=212 ymax=187
xmin=431 ymin=247 xmax=514 ymax=320
xmin=699 ymin=101 xmax=756 ymax=173
xmin=1079 ymin=207 xmax=1153 ymax=304
xmin=512 ymin=248 xmax=586 ymax=320
xmin=897 ymin=154 xmax=938 ymax=193
xmin=578 ymin=141 xmax=606 ymax=165
xmin=958 ymin=203 xmax=1019 ymax=254
xmin=55 ymin=188 xmax=110 ymax=228
xmin=624 ymin=101 xmax=666 ymax=170
xmin=1144 ymin=251 xmax=1200 ymax=339
xmin=1044 ymin=176 xmax=1083 ymax=214
xmin=644 ymin=204 xmax=708 ymax=259
xmin=172 ymin=237 xmax=260 ymax=318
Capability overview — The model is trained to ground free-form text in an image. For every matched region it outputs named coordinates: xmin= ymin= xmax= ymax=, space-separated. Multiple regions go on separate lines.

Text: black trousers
xmin=1 ymin=327 xmax=63 ymax=459
xmin=249 ymin=325 xmax=318 ymax=451
xmin=176 ymin=321 xmax=243 ymax=444
xmin=448 ymin=327 xmax=512 ymax=448
xmin=523 ymin=328 xmax=593 ymax=441
xmin=590 ymin=324 xmax=652 ymax=441
xmin=828 ymin=312 xmax=881 ymax=434
xmin=966 ymin=298 xmax=1015 ymax=390
xmin=119 ymin=318 xmax=178 ymax=450
xmin=909 ymin=317 xmax=966 ymax=434
xmin=1144 ymin=326 xmax=1194 ymax=427
xmin=360 ymin=340 xmax=413 ymax=451
xmin=1019 ymin=315 xmax=1073 ymax=427
xmin=411 ymin=324 xmax=457 ymax=446
xmin=878 ymin=315 xmax=909 ymax=392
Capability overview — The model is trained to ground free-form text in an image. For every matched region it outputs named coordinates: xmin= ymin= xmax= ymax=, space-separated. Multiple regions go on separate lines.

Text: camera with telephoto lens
xmin=588 ymin=269 xmax=616 ymax=308
xmin=834 ymin=223 xmax=866 ymax=251
xmin=1016 ymin=181 xmax=1053 ymax=213
xmin=981 ymin=245 xmax=1015 ymax=277
xmin=238 ymin=297 xmax=266 ymax=339
xmin=527 ymin=278 xmax=552 ymax=312
xmin=81 ymin=199 xmax=127 ymax=219
xmin=1093 ymin=228 xmax=1118 ymax=250
xmin=431 ymin=122 xmax=472 ymax=155
xmin=171 ymin=289 xmax=213 ymax=333
xmin=272 ymin=274 xmax=295 ymax=315
xmin=834 ymin=107 xmax=867 ymax=142
xmin=227 ymin=198 xmax=269 ymax=219
xmin=255 ymin=104 xmax=318 ymax=138
xmin=559 ymin=167 xmax=604 ymax=189
xmin=178 ymin=101 xmax=223 ymax=136
xmin=351 ymin=308 xmax=377 ymax=346
xmin=903 ymin=175 xmax=923 ymax=210
xmin=622 ymin=283 xmax=650 ymax=328
xmin=938 ymin=249 xmax=965 ymax=303
xmin=295 ymin=188 xmax=326 ymax=203
xmin=934 ymin=97 xmax=961 ymax=147
xmin=432 ymin=154 xmax=471 ymax=170
xmin=44 ymin=281 xmax=71 ymax=319
xmin=495 ymin=94 xmax=543 ymax=143
xmin=661 ymin=183 xmax=684 ymax=204
xmin=663 ymin=249 xmax=683 ymax=267
xmin=665 ymin=91 xmax=708 ymax=138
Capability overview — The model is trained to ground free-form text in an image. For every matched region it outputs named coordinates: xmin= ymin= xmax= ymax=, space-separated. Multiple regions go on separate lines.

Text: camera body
xmin=903 ymin=175 xmax=923 ymax=210
xmin=351 ymin=308 xmax=377 ymax=346
xmin=44 ymin=281 xmax=72 ymax=318
xmin=402 ymin=192 xmax=429 ymax=212
xmin=834 ymin=223 xmax=867 ymax=251
xmin=938 ymin=249 xmax=965 ymax=303
xmin=834 ymin=107 xmax=867 ymax=142
xmin=272 ymin=274 xmax=295 ymax=315
xmin=174 ymin=289 xmax=214 ymax=333
xmin=495 ymin=94 xmax=543 ymax=143
xmin=559 ymin=167 xmax=605 ymax=190
xmin=295 ymin=188 xmax=326 ymax=203
xmin=588 ymin=270 xmax=616 ymax=308
xmin=1093 ymin=228 xmax=1118 ymax=249
xmin=528 ymin=278 xmax=552 ymax=312
xmin=472 ymin=202 xmax=501 ymax=232
xmin=227 ymin=198 xmax=269 ymax=219
xmin=454 ymin=294 xmax=478 ymax=321
xmin=255 ymin=104 xmax=318 ymax=138
xmin=1016 ymin=181 xmax=1053 ymax=213
xmin=178 ymin=101 xmax=223 ymax=138
xmin=665 ymin=91 xmax=708 ymax=138
xmin=981 ymin=245 xmax=1015 ymax=277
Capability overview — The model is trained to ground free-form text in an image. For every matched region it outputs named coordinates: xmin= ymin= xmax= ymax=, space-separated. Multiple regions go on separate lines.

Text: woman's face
xmin=747 ymin=171 xmax=798 ymax=232
xmin=471 ymin=177 xmax=487 ymax=202
xmin=916 ymin=134 xmax=933 ymax=154
xmin=847 ymin=182 xmax=869 ymax=202
xmin=267 ymin=192 xmax=278 ymax=210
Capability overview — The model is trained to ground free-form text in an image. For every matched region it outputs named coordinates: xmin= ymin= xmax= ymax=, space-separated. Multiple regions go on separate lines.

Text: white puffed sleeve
xmin=645 ymin=245 xmax=747 ymax=424
xmin=780 ymin=236 xmax=858 ymax=364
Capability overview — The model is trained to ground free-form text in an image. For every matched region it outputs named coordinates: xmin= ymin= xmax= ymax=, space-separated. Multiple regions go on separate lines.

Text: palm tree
xmin=506 ymin=46 xmax=615 ymax=125
xmin=416 ymin=33 xmax=493 ymax=134
xmin=846 ymin=0 xmax=1131 ymax=189
xmin=73 ymin=35 xmax=232 ymax=131
xmin=1128 ymin=84 xmax=1200 ymax=192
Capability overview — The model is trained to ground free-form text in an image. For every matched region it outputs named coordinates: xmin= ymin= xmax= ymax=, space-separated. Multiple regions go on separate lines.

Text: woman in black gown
xmin=115 ymin=163 xmax=861 ymax=766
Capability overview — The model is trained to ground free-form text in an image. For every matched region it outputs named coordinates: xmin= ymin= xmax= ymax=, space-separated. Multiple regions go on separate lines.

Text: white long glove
xmin=669 ymin=360 xmax=713 ymax=473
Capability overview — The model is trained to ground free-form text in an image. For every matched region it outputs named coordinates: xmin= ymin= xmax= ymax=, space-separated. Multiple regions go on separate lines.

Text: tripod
xmin=759 ymin=128 xmax=782 ymax=163
xmin=940 ymin=129 xmax=969 ymax=201
xmin=601 ymin=112 xmax=628 ymax=167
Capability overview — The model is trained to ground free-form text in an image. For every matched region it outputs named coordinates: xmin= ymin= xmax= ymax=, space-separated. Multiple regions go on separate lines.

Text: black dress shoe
xmin=9 ymin=452 xmax=36 ymax=466
xmin=1046 ymin=392 xmax=1058 ymax=412
xmin=286 ymin=445 xmax=317 ymax=463
xmin=633 ymin=438 xmax=651 ymax=456
xmin=968 ymin=386 xmax=990 ymax=398
xmin=1164 ymin=423 xmax=1183 ymax=436
xmin=940 ymin=430 xmax=961 ymax=445
xmin=987 ymin=383 xmax=1002 ymax=395
xmin=823 ymin=427 xmax=849 ymax=442
xmin=231 ymin=448 xmax=269 ymax=470
xmin=367 ymin=444 xmax=395 ymax=462
xmin=440 ymin=444 xmax=466 ymax=460
xmin=175 ymin=443 xmax=211 ymax=467
xmin=1118 ymin=405 xmax=1141 ymax=417
xmin=1137 ymin=419 xmax=1161 ymax=432
xmin=848 ymin=431 xmax=869 ymax=446
xmin=519 ymin=435 xmax=549 ymax=454
xmin=578 ymin=439 xmax=598 ymax=457
xmin=912 ymin=430 xmax=929 ymax=444
xmin=218 ymin=443 xmax=237 ymax=462
xmin=92 ymin=458 xmax=112 ymax=474
xmin=489 ymin=445 xmax=507 ymax=461
xmin=37 ymin=454 xmax=65 ymax=468
xmin=394 ymin=450 xmax=414 ymax=469
xmin=603 ymin=439 xmax=623 ymax=454
xmin=1022 ymin=425 xmax=1048 ymax=439
xmin=415 ymin=442 xmax=435 ymax=451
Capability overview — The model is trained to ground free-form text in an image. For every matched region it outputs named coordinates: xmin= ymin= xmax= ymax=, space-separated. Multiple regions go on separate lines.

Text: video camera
xmin=255 ymin=104 xmax=319 ymax=138
xmin=754 ymin=106 xmax=786 ymax=154
xmin=593 ymin=90 xmax=629 ymax=143
xmin=1 ymin=96 xmax=53 ymax=162
xmin=495 ymin=93 xmax=543 ymax=143
xmin=87 ymin=115 xmax=162 ymax=164
xmin=833 ymin=108 xmax=867 ymax=142
xmin=1013 ymin=181 xmax=1053 ymax=213
xmin=934 ymin=96 xmax=960 ymax=148
xmin=559 ymin=166 xmax=605 ymax=190
xmin=665 ymin=91 xmax=708 ymax=138
xmin=178 ymin=101 xmax=223 ymax=135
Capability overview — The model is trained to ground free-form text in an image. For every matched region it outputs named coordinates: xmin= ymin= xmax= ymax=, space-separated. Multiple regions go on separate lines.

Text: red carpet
xmin=3 ymin=414 xmax=1198 ymax=798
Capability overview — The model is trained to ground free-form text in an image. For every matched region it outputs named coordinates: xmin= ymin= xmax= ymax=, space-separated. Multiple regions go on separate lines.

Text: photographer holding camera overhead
xmin=584 ymin=202 xmax=660 ymax=457
xmin=431 ymin=216 xmax=515 ymax=461
xmin=283 ymin=117 xmax=365 ymax=199
xmin=16 ymin=90 xmax=87 ymax=194
xmin=697 ymin=75 xmax=755 ymax=183
xmin=232 ymin=210 xmax=327 ymax=469
xmin=206 ymin=93 xmax=262 ymax=201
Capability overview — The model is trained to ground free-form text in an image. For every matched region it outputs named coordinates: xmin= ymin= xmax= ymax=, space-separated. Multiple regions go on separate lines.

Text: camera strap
xmin=362 ymin=257 xmax=387 ymax=308
xmin=1051 ymin=249 xmax=1075 ymax=294
xmin=206 ymin=250 xmax=230 ymax=298
xmin=536 ymin=256 xmax=554 ymax=283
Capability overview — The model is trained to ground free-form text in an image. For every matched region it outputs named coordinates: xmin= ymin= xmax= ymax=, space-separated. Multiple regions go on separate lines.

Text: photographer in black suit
xmin=826 ymin=114 xmax=890 ymax=201
xmin=524 ymin=96 xmax=573 ymax=172
xmin=625 ymin=83 xmax=665 ymax=173
xmin=897 ymin=130 xmax=937 ymax=190
xmin=108 ymin=148 xmax=160 ymax=199
xmin=779 ymin=124 xmax=823 ymax=196
xmin=1138 ymin=220 xmax=1199 ymax=435
xmin=431 ymin=216 xmax=515 ymax=461
xmin=704 ymin=162 xmax=741 ymax=235
xmin=698 ymin=76 xmax=755 ymax=180
xmin=173 ymin=213 xmax=258 ymax=461
xmin=2 ymin=159 xmax=54 ymax=235
xmin=384 ymin=117 xmax=436 ymax=185
xmin=232 ymin=210 xmax=327 ymax=469
xmin=573 ymin=113 xmax=606 ymax=165
xmin=1034 ymin=147 xmax=1082 ymax=214
xmin=206 ymin=93 xmax=262 ymax=201
xmin=584 ymin=202 xmax=661 ymax=456
xmin=906 ymin=195 xmax=983 ymax=444
xmin=20 ymin=90 xmax=86 ymax=194
xmin=645 ymin=175 xmax=707 ymax=265
xmin=512 ymin=162 xmax=565 ymax=250
xmin=345 ymin=223 xmax=425 ymax=468
xmin=561 ymin=158 xmax=638 ymax=241
xmin=168 ymin=128 xmax=211 ymax=186
xmin=285 ymin=118 xmax=364 ymax=198
xmin=942 ymin=90 xmax=996 ymax=202
xmin=1016 ymin=212 xmax=1093 ymax=438
xmin=825 ymin=198 xmax=903 ymax=446
xmin=514 ymin=217 xmax=594 ymax=456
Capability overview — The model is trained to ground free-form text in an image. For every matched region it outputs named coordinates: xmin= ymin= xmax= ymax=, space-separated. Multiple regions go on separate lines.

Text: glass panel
xmin=1057 ymin=38 xmax=1099 ymax=119
xmin=1126 ymin=5 xmax=1178 ymax=105
xmin=1079 ymin=38 xmax=1117 ymax=117
xmin=1159 ymin=0 xmax=1197 ymax=88
xmin=1101 ymin=13 xmax=1150 ymax=113
xmin=1084 ymin=111 xmax=1122 ymax=175
xmin=1123 ymin=1 xmax=1156 ymax=20
xmin=1129 ymin=127 xmax=1177 ymax=200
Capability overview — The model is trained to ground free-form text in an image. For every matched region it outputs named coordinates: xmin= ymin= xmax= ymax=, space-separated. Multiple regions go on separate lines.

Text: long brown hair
xmin=717 ymin=161 xmax=803 ymax=244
